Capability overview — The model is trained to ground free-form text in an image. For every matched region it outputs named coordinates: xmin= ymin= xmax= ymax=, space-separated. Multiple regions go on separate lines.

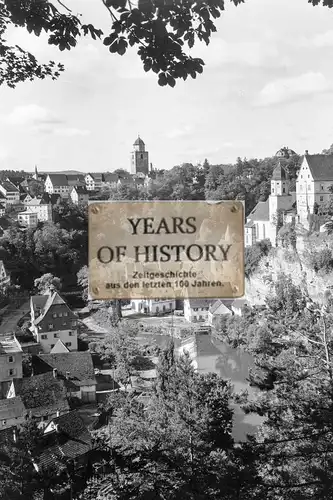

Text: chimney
xmin=53 ymin=368 xmax=57 ymax=378
xmin=65 ymin=371 xmax=70 ymax=380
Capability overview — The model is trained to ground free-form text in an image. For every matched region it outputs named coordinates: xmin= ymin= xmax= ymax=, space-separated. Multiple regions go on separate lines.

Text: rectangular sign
xmin=88 ymin=200 xmax=244 ymax=300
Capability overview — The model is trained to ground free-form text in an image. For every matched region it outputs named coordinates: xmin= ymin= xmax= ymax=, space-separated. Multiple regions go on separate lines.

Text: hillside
xmin=245 ymin=230 xmax=333 ymax=306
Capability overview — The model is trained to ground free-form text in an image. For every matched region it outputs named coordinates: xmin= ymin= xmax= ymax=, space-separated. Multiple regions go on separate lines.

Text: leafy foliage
xmin=245 ymin=239 xmax=271 ymax=278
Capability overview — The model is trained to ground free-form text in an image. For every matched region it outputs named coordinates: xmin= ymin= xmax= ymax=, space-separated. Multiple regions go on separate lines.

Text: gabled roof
xmin=13 ymin=372 xmax=69 ymax=415
xmin=209 ymin=300 xmax=232 ymax=315
xmin=33 ymin=292 xmax=67 ymax=326
xmin=50 ymin=340 xmax=70 ymax=354
xmin=71 ymin=186 xmax=89 ymax=195
xmin=39 ymin=411 xmax=92 ymax=465
xmin=247 ymin=200 xmax=269 ymax=222
xmin=46 ymin=174 xmax=68 ymax=187
xmin=26 ymin=197 xmax=48 ymax=206
xmin=0 ymin=333 xmax=22 ymax=354
xmin=31 ymin=294 xmax=49 ymax=313
xmin=0 ymin=180 xmax=19 ymax=192
xmin=272 ymin=162 xmax=289 ymax=181
xmin=303 ymin=154 xmax=333 ymax=181
xmin=103 ymin=173 xmax=119 ymax=183
xmin=35 ymin=352 xmax=96 ymax=386
xmin=86 ymin=173 xmax=103 ymax=182
xmin=185 ymin=298 xmax=213 ymax=309
xmin=0 ymin=396 xmax=26 ymax=423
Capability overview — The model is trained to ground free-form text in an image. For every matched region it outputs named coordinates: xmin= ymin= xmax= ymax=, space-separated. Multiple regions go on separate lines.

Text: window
xmin=63 ymin=322 xmax=67 ymax=326
xmin=48 ymin=324 xmax=54 ymax=330
xmin=301 ymin=175 xmax=303 ymax=179
xmin=320 ymin=196 xmax=324 ymax=202
xmin=140 ymin=154 xmax=143 ymax=159
xmin=59 ymin=312 xmax=63 ymax=317
xmin=54 ymin=333 xmax=58 ymax=338
xmin=8 ymin=356 xmax=14 ymax=363
xmin=52 ymin=313 xmax=57 ymax=318
xmin=321 ymin=185 xmax=324 ymax=190
xmin=41 ymin=334 xmax=47 ymax=340
xmin=71 ymin=321 xmax=77 ymax=327
xmin=193 ymin=308 xmax=198 ymax=312
xmin=272 ymin=187 xmax=274 ymax=194
xmin=8 ymin=369 xmax=15 ymax=376
xmin=69 ymin=331 xmax=73 ymax=336
xmin=65 ymin=342 xmax=72 ymax=347
xmin=199 ymin=315 xmax=203 ymax=320
xmin=2 ymin=420 xmax=6 ymax=426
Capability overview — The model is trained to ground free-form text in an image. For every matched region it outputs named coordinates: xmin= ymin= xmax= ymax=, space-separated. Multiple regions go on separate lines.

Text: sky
xmin=1 ymin=0 xmax=333 ymax=173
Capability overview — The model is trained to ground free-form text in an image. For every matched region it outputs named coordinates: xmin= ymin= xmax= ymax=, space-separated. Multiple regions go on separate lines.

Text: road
xmin=0 ymin=301 xmax=30 ymax=335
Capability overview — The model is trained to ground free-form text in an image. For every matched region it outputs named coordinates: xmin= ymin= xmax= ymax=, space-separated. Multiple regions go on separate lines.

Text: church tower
xmin=269 ymin=162 xmax=293 ymax=223
xmin=131 ymin=136 xmax=149 ymax=176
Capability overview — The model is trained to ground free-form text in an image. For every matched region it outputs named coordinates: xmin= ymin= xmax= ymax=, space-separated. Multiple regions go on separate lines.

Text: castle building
xmin=296 ymin=152 xmax=333 ymax=227
xmin=131 ymin=136 xmax=149 ymax=176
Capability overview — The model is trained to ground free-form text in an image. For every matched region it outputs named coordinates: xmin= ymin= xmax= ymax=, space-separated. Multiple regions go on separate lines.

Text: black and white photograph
xmin=1 ymin=0 xmax=333 ymax=498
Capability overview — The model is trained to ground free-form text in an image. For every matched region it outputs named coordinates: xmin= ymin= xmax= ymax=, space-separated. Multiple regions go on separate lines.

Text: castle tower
xmin=269 ymin=162 xmax=293 ymax=223
xmin=131 ymin=136 xmax=149 ymax=176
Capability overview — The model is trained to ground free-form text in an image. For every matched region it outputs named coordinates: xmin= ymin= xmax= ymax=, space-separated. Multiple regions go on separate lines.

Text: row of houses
xmin=130 ymin=297 xmax=247 ymax=325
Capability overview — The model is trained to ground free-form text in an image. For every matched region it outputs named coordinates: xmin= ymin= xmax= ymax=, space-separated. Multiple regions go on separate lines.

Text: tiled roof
xmin=31 ymin=294 xmax=49 ymax=314
xmin=89 ymin=173 xmax=103 ymax=182
xmin=72 ymin=186 xmax=89 ymax=195
xmin=0 ymin=333 xmax=22 ymax=354
xmin=185 ymin=298 xmax=213 ymax=309
xmin=13 ymin=372 xmax=68 ymax=412
xmin=36 ymin=352 xmax=96 ymax=386
xmin=103 ymin=173 xmax=119 ymax=183
xmin=272 ymin=162 xmax=289 ymax=181
xmin=33 ymin=292 xmax=67 ymax=326
xmin=247 ymin=200 xmax=269 ymax=222
xmin=47 ymin=174 xmax=68 ymax=187
xmin=0 ymin=180 xmax=19 ymax=192
xmin=38 ymin=411 xmax=92 ymax=465
xmin=304 ymin=154 xmax=333 ymax=181
xmin=0 ymin=397 xmax=26 ymax=422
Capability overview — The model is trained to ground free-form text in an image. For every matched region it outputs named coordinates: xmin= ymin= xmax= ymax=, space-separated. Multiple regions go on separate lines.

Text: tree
xmin=3 ymin=0 xmax=331 ymax=89
xmin=77 ymin=265 xmax=88 ymax=302
xmin=83 ymin=348 xmax=259 ymax=499
xmin=34 ymin=273 xmax=61 ymax=294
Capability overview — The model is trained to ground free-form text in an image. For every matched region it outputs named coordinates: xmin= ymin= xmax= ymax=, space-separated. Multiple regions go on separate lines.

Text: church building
xmin=130 ymin=136 xmax=150 ymax=176
xmin=245 ymin=162 xmax=295 ymax=247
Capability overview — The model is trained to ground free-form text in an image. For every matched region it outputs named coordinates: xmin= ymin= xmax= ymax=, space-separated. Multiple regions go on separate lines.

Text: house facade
xmin=17 ymin=211 xmax=38 ymax=228
xmin=30 ymin=291 xmax=78 ymax=353
xmin=70 ymin=186 xmax=89 ymax=205
xmin=296 ymin=153 xmax=333 ymax=227
xmin=0 ymin=180 xmax=20 ymax=205
xmin=0 ymin=333 xmax=23 ymax=398
xmin=44 ymin=174 xmax=70 ymax=197
xmin=208 ymin=300 xmax=233 ymax=327
xmin=85 ymin=173 xmax=103 ymax=191
xmin=184 ymin=298 xmax=213 ymax=323
xmin=25 ymin=197 xmax=53 ymax=222
xmin=0 ymin=397 xmax=27 ymax=430
xmin=131 ymin=299 xmax=176 ymax=315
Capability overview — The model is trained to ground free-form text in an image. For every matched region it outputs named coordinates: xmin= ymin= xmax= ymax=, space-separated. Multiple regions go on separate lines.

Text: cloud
xmin=300 ymin=30 xmax=333 ymax=48
xmin=6 ymin=105 xmax=62 ymax=126
xmin=256 ymin=72 xmax=331 ymax=107
xmin=166 ymin=125 xmax=193 ymax=139
xmin=189 ymin=38 xmax=287 ymax=69
xmin=54 ymin=128 xmax=91 ymax=137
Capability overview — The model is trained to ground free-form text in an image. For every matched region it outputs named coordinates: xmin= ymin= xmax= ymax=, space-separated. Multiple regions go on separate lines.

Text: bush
xmin=245 ymin=239 xmax=272 ymax=278
xmin=307 ymin=248 xmax=333 ymax=273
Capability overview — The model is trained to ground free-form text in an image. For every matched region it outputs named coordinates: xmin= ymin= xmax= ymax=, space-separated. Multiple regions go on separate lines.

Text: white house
xmin=296 ymin=152 xmax=333 ymax=227
xmin=30 ymin=291 xmax=78 ymax=353
xmin=25 ymin=197 xmax=53 ymax=222
xmin=70 ymin=186 xmax=89 ymax=205
xmin=17 ymin=211 xmax=38 ymax=228
xmin=183 ymin=298 xmax=213 ymax=323
xmin=0 ymin=180 xmax=20 ymax=205
xmin=45 ymin=174 xmax=70 ymax=198
xmin=85 ymin=173 xmax=103 ymax=191
xmin=131 ymin=299 xmax=176 ymax=315
xmin=208 ymin=300 xmax=233 ymax=327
